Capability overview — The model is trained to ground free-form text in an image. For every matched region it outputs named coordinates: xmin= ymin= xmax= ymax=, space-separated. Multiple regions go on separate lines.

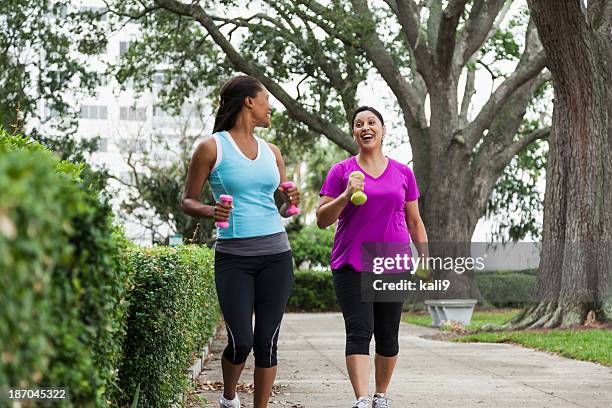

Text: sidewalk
xmin=193 ymin=313 xmax=612 ymax=407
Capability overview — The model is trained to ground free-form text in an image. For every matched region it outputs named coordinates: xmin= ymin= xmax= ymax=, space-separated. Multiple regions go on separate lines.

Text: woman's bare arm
xmin=316 ymin=172 xmax=364 ymax=228
xmin=268 ymin=142 xmax=300 ymax=217
xmin=181 ymin=137 xmax=219 ymax=219
xmin=405 ymin=200 xmax=428 ymax=258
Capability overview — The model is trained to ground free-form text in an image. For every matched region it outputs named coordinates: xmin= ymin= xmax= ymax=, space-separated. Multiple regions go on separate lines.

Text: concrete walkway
xmin=193 ymin=313 xmax=612 ymax=407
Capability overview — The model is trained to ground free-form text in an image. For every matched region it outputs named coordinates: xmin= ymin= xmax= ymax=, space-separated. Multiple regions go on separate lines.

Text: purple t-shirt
xmin=319 ymin=156 xmax=420 ymax=272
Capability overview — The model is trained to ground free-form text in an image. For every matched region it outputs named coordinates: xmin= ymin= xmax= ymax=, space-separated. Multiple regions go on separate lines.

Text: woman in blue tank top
xmin=182 ymin=75 xmax=300 ymax=408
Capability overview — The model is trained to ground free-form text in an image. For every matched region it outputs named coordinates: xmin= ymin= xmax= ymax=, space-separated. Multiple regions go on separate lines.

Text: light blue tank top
xmin=208 ymin=131 xmax=285 ymax=239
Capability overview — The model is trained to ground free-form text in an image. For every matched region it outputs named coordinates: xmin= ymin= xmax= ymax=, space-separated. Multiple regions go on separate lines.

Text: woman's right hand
xmin=214 ymin=200 xmax=232 ymax=222
xmin=343 ymin=173 xmax=365 ymax=198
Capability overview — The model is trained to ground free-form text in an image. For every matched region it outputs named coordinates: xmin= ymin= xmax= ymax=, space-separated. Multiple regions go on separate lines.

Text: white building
xmin=39 ymin=0 xmax=213 ymax=245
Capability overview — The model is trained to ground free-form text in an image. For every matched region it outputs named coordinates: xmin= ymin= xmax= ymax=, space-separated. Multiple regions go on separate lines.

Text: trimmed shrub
xmin=1 ymin=130 xmax=221 ymax=406
xmin=286 ymin=268 xmax=537 ymax=311
xmin=287 ymin=270 xmax=338 ymax=312
xmin=0 ymin=130 xmax=131 ymax=406
xmin=475 ymin=270 xmax=537 ymax=307
xmin=288 ymin=225 xmax=334 ymax=269
xmin=118 ymin=246 xmax=219 ymax=407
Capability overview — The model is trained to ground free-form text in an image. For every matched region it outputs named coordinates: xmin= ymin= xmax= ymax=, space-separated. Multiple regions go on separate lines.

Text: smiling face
xmin=352 ymin=110 xmax=385 ymax=150
xmin=247 ymin=87 xmax=272 ymax=128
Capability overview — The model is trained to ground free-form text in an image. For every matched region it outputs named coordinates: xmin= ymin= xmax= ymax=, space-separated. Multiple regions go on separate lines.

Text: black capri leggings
xmin=215 ymin=250 xmax=294 ymax=368
xmin=332 ymin=266 xmax=406 ymax=357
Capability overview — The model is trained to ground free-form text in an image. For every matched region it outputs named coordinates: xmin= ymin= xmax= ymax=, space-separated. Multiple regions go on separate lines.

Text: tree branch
xmin=152 ymin=0 xmax=356 ymax=153
xmin=101 ymin=0 xmax=160 ymax=25
xmin=477 ymin=58 xmax=501 ymax=82
xmin=465 ymin=19 xmax=546 ymax=148
xmin=469 ymin=70 xmax=550 ymax=213
xmin=350 ymin=0 xmax=427 ymax=129
xmin=504 ymin=127 xmax=550 ymax=160
xmin=384 ymin=0 xmax=433 ymax=83
xmin=297 ymin=16 xmax=359 ymax=123
xmin=454 ymin=0 xmax=508 ymax=69
xmin=460 ymin=62 xmax=476 ymax=126
xmin=586 ymin=0 xmax=611 ymax=31
xmin=293 ymin=0 xmax=358 ymax=47
xmin=435 ymin=0 xmax=469 ymax=75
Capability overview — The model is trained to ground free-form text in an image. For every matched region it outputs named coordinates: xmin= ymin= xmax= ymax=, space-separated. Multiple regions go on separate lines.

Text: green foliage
xmin=0 ymin=129 xmax=131 ymax=406
xmin=487 ymin=137 xmax=548 ymax=242
xmin=481 ymin=29 xmax=521 ymax=63
xmin=287 ymin=270 xmax=338 ymax=312
xmin=111 ymin=3 xmax=226 ymax=113
xmin=108 ymin=0 xmax=366 ymax=152
xmin=0 ymin=129 xmax=221 ymax=406
xmin=475 ymin=270 xmax=537 ymax=308
xmin=118 ymin=246 xmax=219 ymax=407
xmin=0 ymin=0 xmax=106 ymax=133
xmin=116 ymin=132 xmax=216 ymax=245
xmin=288 ymin=225 xmax=335 ymax=269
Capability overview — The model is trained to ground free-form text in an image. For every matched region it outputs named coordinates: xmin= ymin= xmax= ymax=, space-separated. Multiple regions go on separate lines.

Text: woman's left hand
xmin=279 ymin=184 xmax=301 ymax=207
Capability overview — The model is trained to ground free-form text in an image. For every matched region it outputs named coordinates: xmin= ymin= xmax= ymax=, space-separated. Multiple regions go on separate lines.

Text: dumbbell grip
xmin=215 ymin=194 xmax=233 ymax=228
xmin=280 ymin=181 xmax=300 ymax=216
xmin=349 ymin=171 xmax=367 ymax=205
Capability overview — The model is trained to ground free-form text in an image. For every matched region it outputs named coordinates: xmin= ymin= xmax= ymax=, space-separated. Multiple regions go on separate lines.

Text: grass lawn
xmin=403 ymin=308 xmax=612 ymax=366
xmin=402 ymin=308 xmax=520 ymax=330
xmin=456 ymin=329 xmax=612 ymax=366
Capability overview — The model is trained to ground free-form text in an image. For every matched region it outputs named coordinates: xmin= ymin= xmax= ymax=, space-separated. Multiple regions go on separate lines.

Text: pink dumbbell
xmin=280 ymin=181 xmax=300 ymax=216
xmin=215 ymin=194 xmax=233 ymax=228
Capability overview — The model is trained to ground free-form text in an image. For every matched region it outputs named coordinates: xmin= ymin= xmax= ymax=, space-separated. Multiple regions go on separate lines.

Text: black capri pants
xmin=215 ymin=250 xmax=294 ymax=368
xmin=332 ymin=265 xmax=406 ymax=357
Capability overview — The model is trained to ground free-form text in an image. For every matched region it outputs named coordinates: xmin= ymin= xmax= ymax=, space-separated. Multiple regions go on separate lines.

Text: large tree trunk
xmin=416 ymin=81 xmax=484 ymax=300
xmin=420 ymin=150 xmax=483 ymax=300
xmin=512 ymin=0 xmax=612 ymax=328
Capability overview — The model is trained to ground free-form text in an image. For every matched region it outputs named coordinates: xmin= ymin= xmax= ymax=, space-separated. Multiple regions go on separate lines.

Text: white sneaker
xmin=372 ymin=393 xmax=390 ymax=408
xmin=219 ymin=393 xmax=240 ymax=408
xmin=352 ymin=396 xmax=372 ymax=408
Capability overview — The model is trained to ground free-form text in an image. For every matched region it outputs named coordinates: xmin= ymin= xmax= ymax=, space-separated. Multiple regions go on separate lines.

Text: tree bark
xmin=512 ymin=0 xmax=612 ymax=328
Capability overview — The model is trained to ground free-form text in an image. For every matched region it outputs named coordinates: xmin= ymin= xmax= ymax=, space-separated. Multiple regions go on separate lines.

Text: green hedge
xmin=118 ymin=246 xmax=219 ymax=407
xmin=0 ymin=130 xmax=221 ymax=407
xmin=288 ymin=225 xmax=334 ymax=269
xmin=287 ymin=269 xmax=538 ymax=312
xmin=475 ymin=270 xmax=537 ymax=308
xmin=0 ymin=131 xmax=132 ymax=406
xmin=287 ymin=270 xmax=338 ymax=312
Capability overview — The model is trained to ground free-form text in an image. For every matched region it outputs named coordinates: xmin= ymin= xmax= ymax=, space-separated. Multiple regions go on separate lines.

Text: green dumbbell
xmin=349 ymin=171 xmax=367 ymax=205
xmin=415 ymin=266 xmax=432 ymax=282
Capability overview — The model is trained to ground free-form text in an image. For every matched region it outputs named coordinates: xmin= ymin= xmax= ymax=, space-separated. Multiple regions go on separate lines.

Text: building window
xmin=120 ymin=172 xmax=133 ymax=184
xmin=119 ymin=41 xmax=129 ymax=56
xmin=136 ymin=139 xmax=147 ymax=152
xmin=97 ymin=74 xmax=108 ymax=87
xmin=98 ymin=138 xmax=108 ymax=152
xmin=47 ymin=107 xmax=60 ymax=119
xmin=80 ymin=105 xmax=108 ymax=119
xmin=79 ymin=6 xmax=108 ymax=21
xmin=120 ymin=106 xmax=146 ymax=121
xmin=153 ymin=106 xmax=168 ymax=117
xmin=153 ymin=73 xmax=164 ymax=85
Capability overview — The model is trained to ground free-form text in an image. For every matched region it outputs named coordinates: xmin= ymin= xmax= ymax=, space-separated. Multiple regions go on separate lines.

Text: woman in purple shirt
xmin=317 ymin=106 xmax=428 ymax=408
